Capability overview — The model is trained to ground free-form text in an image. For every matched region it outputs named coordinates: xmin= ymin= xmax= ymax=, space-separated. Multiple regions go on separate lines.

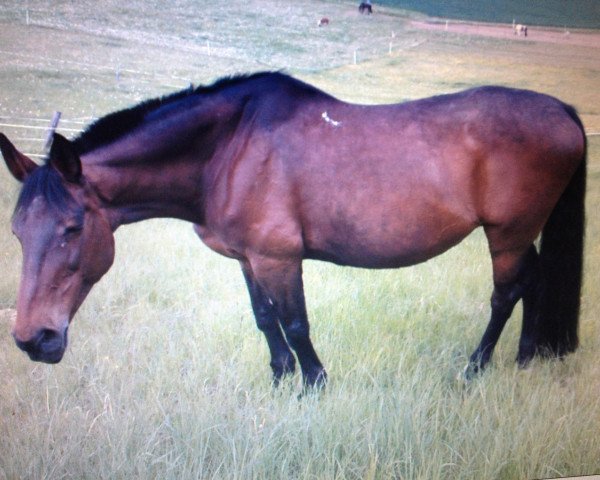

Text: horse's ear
xmin=0 ymin=133 xmax=38 ymax=182
xmin=49 ymin=133 xmax=82 ymax=183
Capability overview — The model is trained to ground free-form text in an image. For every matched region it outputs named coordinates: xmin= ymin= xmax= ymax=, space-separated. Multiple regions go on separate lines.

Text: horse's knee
xmin=285 ymin=320 xmax=309 ymax=339
xmin=282 ymin=319 xmax=310 ymax=346
xmin=254 ymin=305 xmax=277 ymax=332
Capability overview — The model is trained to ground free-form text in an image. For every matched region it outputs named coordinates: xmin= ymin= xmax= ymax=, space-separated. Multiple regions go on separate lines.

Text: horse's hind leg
xmin=516 ymin=248 xmax=542 ymax=367
xmin=241 ymin=262 xmax=296 ymax=385
xmin=464 ymin=244 xmax=538 ymax=380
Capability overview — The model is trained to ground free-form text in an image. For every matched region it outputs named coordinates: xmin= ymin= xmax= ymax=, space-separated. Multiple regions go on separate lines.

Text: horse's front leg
xmin=194 ymin=224 xmax=299 ymax=385
xmin=248 ymin=255 xmax=327 ymax=389
xmin=240 ymin=261 xmax=296 ymax=385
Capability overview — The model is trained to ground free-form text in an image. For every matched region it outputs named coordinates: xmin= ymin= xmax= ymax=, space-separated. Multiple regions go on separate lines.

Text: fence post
xmin=43 ymin=111 xmax=62 ymax=155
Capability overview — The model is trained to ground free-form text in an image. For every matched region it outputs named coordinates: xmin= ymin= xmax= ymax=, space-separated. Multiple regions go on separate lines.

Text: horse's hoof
xmin=271 ymin=359 xmax=297 ymax=387
xmin=298 ymin=383 xmax=326 ymax=401
xmin=516 ymin=343 xmax=536 ymax=368
xmin=458 ymin=362 xmax=480 ymax=383
xmin=516 ymin=354 xmax=533 ymax=370
xmin=300 ymin=369 xmax=327 ymax=396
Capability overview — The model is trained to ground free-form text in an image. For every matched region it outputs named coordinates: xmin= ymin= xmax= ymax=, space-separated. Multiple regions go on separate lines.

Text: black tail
xmin=537 ymin=105 xmax=586 ymax=356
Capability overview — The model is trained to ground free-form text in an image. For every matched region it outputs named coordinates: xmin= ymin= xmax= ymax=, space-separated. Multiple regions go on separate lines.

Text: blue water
xmin=374 ymin=0 xmax=600 ymax=29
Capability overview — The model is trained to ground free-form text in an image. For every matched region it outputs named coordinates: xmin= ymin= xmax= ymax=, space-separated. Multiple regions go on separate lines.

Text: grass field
xmin=1 ymin=1 xmax=599 ymax=479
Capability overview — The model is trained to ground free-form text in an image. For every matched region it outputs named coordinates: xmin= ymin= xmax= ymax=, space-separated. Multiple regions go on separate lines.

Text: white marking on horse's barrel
xmin=321 ymin=111 xmax=342 ymax=127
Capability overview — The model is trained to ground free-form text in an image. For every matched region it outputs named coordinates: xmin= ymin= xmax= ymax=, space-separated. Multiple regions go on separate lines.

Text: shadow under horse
xmin=1 ymin=72 xmax=586 ymax=388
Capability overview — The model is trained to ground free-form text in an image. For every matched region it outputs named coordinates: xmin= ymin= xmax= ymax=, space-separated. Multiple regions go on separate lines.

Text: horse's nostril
xmin=14 ymin=327 xmax=68 ymax=363
xmin=37 ymin=329 xmax=62 ymax=352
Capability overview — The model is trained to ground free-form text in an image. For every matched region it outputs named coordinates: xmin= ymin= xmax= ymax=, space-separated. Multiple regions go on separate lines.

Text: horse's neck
xmin=83 ymin=151 xmax=205 ymax=228
xmin=80 ymin=89 xmax=248 ymax=229
xmin=81 ymin=117 xmax=215 ymax=228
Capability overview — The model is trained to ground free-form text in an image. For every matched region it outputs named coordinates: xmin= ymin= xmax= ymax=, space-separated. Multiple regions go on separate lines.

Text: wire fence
xmin=0 ymin=5 xmax=597 ymax=154
xmin=0 ymin=116 xmax=89 ymax=158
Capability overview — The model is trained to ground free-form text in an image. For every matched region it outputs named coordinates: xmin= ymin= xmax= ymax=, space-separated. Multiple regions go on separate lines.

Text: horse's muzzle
xmin=14 ymin=327 xmax=68 ymax=364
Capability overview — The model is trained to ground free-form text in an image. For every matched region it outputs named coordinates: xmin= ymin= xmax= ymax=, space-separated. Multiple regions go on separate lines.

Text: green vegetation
xmin=376 ymin=0 xmax=600 ymax=29
xmin=1 ymin=1 xmax=599 ymax=479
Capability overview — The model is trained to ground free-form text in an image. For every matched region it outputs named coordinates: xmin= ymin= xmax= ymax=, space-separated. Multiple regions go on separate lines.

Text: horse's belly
xmin=303 ymin=208 xmax=477 ymax=268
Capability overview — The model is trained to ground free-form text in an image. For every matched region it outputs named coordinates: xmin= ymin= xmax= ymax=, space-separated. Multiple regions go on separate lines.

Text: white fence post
xmin=43 ymin=111 xmax=62 ymax=154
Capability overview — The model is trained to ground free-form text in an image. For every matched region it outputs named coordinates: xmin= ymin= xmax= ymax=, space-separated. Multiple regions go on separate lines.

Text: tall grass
xmin=2 ymin=230 xmax=600 ymax=479
xmin=1 ymin=1 xmax=599 ymax=479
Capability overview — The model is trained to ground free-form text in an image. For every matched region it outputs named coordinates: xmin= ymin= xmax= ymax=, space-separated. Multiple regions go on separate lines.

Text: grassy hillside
xmin=376 ymin=0 xmax=600 ymax=29
xmin=1 ymin=1 xmax=599 ymax=479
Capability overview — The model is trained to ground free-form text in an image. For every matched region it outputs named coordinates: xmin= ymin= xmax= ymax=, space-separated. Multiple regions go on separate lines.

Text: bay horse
xmin=0 ymin=72 xmax=586 ymax=387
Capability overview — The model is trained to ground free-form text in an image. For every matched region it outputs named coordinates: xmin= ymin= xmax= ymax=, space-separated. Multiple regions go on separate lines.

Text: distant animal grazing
xmin=0 ymin=72 xmax=586 ymax=389
xmin=318 ymin=17 xmax=329 ymax=27
xmin=359 ymin=2 xmax=373 ymax=14
xmin=514 ymin=24 xmax=528 ymax=36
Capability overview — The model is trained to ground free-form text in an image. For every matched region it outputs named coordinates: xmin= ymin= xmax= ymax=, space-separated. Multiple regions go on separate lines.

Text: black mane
xmin=73 ymin=71 xmax=285 ymax=155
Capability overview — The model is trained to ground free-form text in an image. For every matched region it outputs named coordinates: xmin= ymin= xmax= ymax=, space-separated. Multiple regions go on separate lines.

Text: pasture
xmin=1 ymin=1 xmax=599 ymax=479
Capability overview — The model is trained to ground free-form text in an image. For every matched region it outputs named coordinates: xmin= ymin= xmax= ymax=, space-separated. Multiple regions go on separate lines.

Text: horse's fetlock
xmin=271 ymin=354 xmax=296 ymax=381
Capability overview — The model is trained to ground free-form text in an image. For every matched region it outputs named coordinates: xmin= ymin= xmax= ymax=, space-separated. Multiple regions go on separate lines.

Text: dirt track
xmin=411 ymin=20 xmax=600 ymax=49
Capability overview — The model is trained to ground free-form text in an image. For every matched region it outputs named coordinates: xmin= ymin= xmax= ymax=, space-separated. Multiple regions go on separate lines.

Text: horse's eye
xmin=63 ymin=225 xmax=83 ymax=238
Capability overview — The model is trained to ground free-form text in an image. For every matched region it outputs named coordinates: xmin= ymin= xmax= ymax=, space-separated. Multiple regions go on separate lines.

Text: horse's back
xmin=207 ymin=83 xmax=585 ymax=269
xmin=291 ymin=88 xmax=583 ymax=266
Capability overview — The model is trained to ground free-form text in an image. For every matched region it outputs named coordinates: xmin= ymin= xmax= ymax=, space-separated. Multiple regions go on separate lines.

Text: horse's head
xmin=1 ymin=133 xmax=115 ymax=363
